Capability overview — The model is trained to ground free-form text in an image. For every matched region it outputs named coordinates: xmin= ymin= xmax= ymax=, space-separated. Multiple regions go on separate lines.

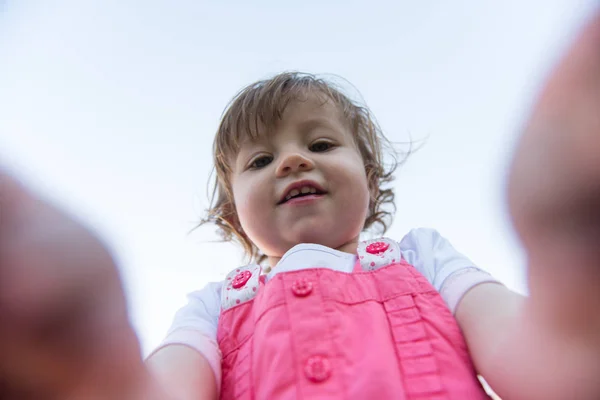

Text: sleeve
xmin=149 ymin=281 xmax=223 ymax=388
xmin=399 ymin=228 xmax=501 ymax=314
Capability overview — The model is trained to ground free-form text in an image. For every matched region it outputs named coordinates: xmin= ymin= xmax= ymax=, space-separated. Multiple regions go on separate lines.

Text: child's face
xmin=230 ymin=95 xmax=371 ymax=260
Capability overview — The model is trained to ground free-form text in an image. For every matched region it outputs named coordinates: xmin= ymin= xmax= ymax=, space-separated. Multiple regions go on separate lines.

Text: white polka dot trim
xmin=357 ymin=238 xmax=402 ymax=271
xmin=221 ymin=264 xmax=262 ymax=311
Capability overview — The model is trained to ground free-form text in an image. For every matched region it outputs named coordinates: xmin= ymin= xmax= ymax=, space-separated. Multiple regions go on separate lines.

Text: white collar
xmin=265 ymin=243 xmax=357 ymax=282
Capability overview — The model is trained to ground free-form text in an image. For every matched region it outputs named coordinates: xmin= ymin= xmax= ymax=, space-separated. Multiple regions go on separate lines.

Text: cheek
xmin=356 ymin=168 xmax=372 ymax=216
xmin=352 ymin=158 xmax=371 ymax=195
xmin=232 ymin=179 xmax=270 ymax=229
xmin=339 ymin=158 xmax=371 ymax=212
xmin=359 ymin=174 xmax=372 ymax=214
xmin=231 ymin=180 xmax=250 ymax=225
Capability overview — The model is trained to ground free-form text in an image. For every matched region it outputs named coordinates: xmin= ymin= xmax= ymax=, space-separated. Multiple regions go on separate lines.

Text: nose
xmin=275 ymin=152 xmax=314 ymax=177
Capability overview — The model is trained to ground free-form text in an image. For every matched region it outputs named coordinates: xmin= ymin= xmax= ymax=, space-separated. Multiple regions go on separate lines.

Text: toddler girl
xmin=148 ymin=72 xmax=504 ymax=399
xmin=2 ymin=10 xmax=599 ymax=400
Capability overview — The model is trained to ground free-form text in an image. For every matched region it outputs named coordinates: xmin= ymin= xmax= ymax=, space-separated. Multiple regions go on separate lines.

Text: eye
xmin=249 ymin=155 xmax=273 ymax=169
xmin=310 ymin=141 xmax=334 ymax=153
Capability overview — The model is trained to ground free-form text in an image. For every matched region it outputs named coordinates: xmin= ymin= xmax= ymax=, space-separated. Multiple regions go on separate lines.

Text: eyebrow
xmin=296 ymin=117 xmax=340 ymax=136
xmin=234 ymin=115 xmax=344 ymax=165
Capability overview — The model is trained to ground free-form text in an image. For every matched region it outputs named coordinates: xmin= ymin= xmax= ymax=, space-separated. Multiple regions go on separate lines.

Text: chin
xmin=289 ymin=229 xmax=348 ymax=249
xmin=282 ymin=216 xmax=361 ymax=248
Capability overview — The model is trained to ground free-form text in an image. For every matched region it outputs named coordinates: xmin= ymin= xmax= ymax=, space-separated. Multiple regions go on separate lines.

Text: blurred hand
xmin=0 ymin=172 xmax=153 ymax=399
xmin=508 ymin=9 xmax=600 ymax=329
xmin=509 ymin=9 xmax=600 ymax=251
xmin=502 ymin=9 xmax=600 ymax=400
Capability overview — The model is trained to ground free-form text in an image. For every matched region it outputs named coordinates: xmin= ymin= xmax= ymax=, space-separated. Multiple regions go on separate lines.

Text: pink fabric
xmin=217 ymin=259 xmax=490 ymax=399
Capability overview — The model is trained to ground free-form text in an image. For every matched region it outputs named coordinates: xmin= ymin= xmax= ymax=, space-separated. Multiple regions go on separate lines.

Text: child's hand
xmin=503 ymin=9 xmax=600 ymax=399
xmin=508 ymin=10 xmax=600 ymax=330
xmin=509 ymin=9 xmax=600 ymax=251
xmin=0 ymin=172 xmax=155 ymax=399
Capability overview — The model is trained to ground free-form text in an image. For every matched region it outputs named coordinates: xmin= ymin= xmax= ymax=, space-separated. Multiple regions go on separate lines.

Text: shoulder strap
xmin=221 ymin=264 xmax=262 ymax=311
xmin=357 ymin=238 xmax=402 ymax=271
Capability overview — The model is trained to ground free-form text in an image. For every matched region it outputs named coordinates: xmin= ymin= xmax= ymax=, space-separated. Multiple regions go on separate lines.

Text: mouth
xmin=278 ymin=180 xmax=327 ymax=204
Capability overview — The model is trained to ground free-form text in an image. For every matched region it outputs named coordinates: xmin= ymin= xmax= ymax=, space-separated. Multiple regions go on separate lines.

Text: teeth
xmin=285 ymin=186 xmax=319 ymax=201
xmin=285 ymin=189 xmax=299 ymax=200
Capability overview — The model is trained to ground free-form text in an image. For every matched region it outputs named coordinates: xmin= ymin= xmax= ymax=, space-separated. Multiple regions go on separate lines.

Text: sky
xmin=0 ymin=0 xmax=597 ymax=355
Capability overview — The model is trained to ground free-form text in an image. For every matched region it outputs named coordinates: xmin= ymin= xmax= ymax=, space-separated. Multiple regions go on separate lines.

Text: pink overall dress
xmin=216 ymin=238 xmax=490 ymax=399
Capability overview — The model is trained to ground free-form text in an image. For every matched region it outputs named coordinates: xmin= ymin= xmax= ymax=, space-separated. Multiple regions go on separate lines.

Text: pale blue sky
xmin=1 ymin=0 xmax=596 ymax=353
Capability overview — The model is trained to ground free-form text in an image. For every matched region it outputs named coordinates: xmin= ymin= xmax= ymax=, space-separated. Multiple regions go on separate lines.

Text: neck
xmin=266 ymin=237 xmax=360 ymax=269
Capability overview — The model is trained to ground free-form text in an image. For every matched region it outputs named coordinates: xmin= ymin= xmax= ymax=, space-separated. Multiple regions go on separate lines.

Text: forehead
xmin=281 ymin=93 xmax=344 ymax=124
xmin=237 ymin=93 xmax=347 ymax=148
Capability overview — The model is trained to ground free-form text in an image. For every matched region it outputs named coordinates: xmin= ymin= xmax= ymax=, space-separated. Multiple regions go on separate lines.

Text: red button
xmin=291 ymin=279 xmax=313 ymax=297
xmin=304 ymin=355 xmax=331 ymax=383
xmin=232 ymin=270 xmax=252 ymax=289
xmin=366 ymin=241 xmax=389 ymax=254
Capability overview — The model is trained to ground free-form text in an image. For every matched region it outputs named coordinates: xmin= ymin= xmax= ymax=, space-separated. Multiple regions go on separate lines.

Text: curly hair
xmin=199 ymin=72 xmax=405 ymax=264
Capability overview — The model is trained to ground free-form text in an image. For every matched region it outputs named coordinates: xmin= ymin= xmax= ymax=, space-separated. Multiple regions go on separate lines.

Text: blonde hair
xmin=200 ymin=72 xmax=405 ymax=263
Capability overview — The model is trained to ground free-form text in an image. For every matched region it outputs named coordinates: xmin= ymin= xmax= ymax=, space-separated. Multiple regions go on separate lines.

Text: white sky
xmin=1 ymin=0 xmax=597 ymax=355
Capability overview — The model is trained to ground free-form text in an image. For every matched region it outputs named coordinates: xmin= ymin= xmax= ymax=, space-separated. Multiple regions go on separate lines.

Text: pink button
xmin=366 ymin=241 xmax=389 ymax=254
xmin=232 ymin=270 xmax=252 ymax=289
xmin=291 ymin=278 xmax=313 ymax=297
xmin=304 ymin=355 xmax=331 ymax=383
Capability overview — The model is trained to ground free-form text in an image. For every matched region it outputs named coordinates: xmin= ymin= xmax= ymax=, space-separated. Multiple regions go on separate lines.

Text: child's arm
xmin=146 ymin=344 xmax=218 ymax=400
xmin=0 ymin=171 xmax=213 ymax=399
xmin=455 ymin=10 xmax=600 ymax=400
